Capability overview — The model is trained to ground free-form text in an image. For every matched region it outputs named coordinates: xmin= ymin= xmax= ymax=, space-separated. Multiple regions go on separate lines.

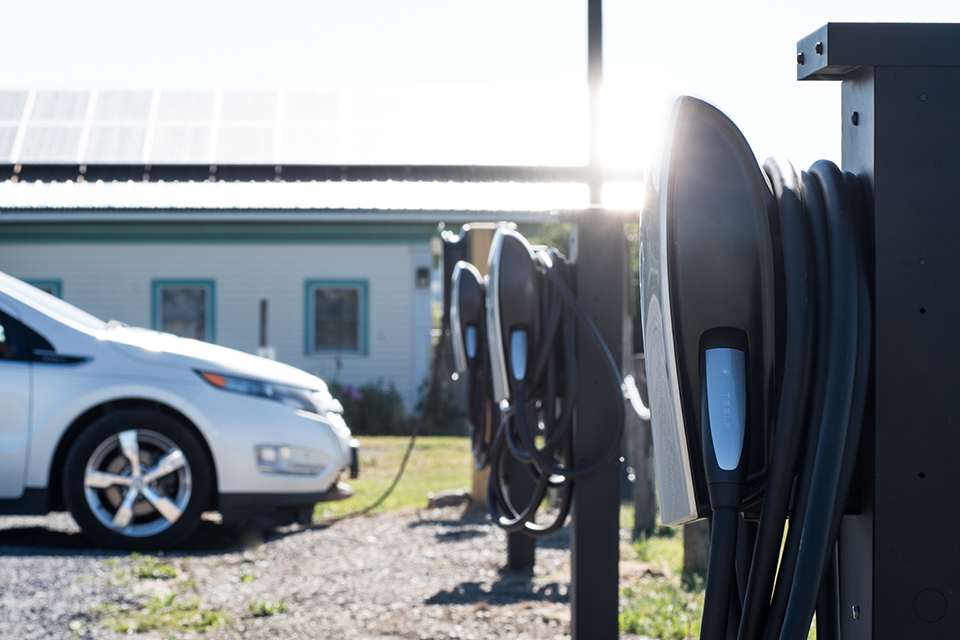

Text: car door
xmin=0 ymin=301 xmax=32 ymax=498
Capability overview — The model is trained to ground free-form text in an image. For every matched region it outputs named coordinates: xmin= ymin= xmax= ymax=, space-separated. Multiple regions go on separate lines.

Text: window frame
xmin=304 ymin=279 xmax=368 ymax=356
xmin=151 ymin=279 xmax=216 ymax=343
xmin=25 ymin=279 xmax=62 ymax=298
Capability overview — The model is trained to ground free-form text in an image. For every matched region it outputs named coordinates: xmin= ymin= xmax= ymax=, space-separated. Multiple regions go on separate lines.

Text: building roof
xmin=0 ymin=89 xmax=643 ymax=221
xmin=0 ymin=88 xmax=591 ymax=166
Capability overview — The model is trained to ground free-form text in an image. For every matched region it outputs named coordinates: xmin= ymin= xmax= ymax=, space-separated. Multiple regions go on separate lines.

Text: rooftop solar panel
xmin=150 ymin=126 xmax=211 ymax=163
xmin=30 ymin=91 xmax=89 ymax=122
xmin=85 ymin=126 xmax=147 ymax=163
xmin=0 ymin=92 xmax=28 ymax=122
xmin=281 ymin=126 xmax=340 ymax=163
xmin=95 ymin=91 xmax=152 ymax=122
xmin=18 ymin=126 xmax=83 ymax=162
xmin=215 ymin=126 xmax=274 ymax=163
xmin=283 ymin=91 xmax=339 ymax=121
xmin=221 ymin=91 xmax=276 ymax=122
xmin=157 ymin=91 xmax=215 ymax=122
xmin=0 ymin=127 xmax=18 ymax=161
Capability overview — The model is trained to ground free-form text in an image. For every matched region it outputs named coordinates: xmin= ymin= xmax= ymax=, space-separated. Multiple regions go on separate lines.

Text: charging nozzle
xmin=451 ymin=260 xmax=486 ymax=374
xmin=702 ymin=347 xmax=748 ymax=509
xmin=486 ymin=228 xmax=541 ymax=403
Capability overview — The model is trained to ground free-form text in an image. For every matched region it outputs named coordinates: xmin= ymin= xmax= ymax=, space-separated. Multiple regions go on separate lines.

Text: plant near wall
xmin=329 ymin=373 xmax=465 ymax=437
xmin=328 ymin=379 xmax=409 ymax=436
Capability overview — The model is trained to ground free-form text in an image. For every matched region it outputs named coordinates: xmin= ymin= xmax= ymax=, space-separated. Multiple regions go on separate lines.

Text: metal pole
xmin=569 ymin=6 xmax=623 ymax=638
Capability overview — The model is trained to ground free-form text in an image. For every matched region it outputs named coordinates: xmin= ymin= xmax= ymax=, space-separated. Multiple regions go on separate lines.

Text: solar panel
xmin=215 ymin=126 xmax=274 ymax=163
xmin=280 ymin=126 xmax=340 ymax=163
xmin=0 ymin=92 xmax=28 ymax=122
xmin=85 ymin=126 xmax=147 ymax=163
xmin=283 ymin=91 xmax=339 ymax=122
xmin=95 ymin=91 xmax=152 ymax=122
xmin=157 ymin=91 xmax=215 ymax=122
xmin=0 ymin=126 xmax=17 ymax=161
xmin=150 ymin=126 xmax=211 ymax=163
xmin=221 ymin=91 xmax=276 ymax=122
xmin=18 ymin=126 xmax=83 ymax=162
xmin=30 ymin=91 xmax=89 ymax=122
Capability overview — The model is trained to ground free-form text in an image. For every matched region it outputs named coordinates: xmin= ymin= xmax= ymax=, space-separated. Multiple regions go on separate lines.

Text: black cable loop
xmin=486 ymin=245 xmax=624 ymax=536
xmin=737 ymin=157 xmax=816 ymax=640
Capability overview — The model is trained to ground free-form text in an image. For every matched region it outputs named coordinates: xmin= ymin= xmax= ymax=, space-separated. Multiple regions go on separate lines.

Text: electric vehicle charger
xmin=450 ymin=260 xmax=493 ymax=468
xmin=479 ymin=227 xmax=626 ymax=537
xmin=640 ymin=96 xmax=871 ymax=640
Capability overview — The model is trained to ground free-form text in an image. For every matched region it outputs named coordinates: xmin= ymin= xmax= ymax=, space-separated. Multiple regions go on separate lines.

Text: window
xmin=25 ymin=280 xmax=62 ymax=298
xmin=152 ymin=280 xmax=215 ymax=342
xmin=305 ymin=280 xmax=367 ymax=354
xmin=0 ymin=311 xmax=52 ymax=361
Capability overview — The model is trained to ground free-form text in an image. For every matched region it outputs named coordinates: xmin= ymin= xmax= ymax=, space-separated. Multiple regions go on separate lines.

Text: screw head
xmin=852 ymin=605 xmax=860 ymax=620
xmin=920 ymin=94 xmax=928 ymax=102
xmin=851 ymin=111 xmax=859 ymax=126
xmin=797 ymin=52 xmax=804 ymax=65
xmin=815 ymin=42 xmax=823 ymax=54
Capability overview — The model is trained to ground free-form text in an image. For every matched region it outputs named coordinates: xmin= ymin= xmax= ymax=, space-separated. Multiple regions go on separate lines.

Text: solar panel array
xmin=0 ymin=88 xmax=589 ymax=166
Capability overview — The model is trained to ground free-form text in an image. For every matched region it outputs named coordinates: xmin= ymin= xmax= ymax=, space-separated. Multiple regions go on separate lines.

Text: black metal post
xmin=797 ymin=23 xmax=960 ymax=639
xmin=570 ymin=210 xmax=625 ymax=640
xmin=568 ymin=3 xmax=623 ymax=638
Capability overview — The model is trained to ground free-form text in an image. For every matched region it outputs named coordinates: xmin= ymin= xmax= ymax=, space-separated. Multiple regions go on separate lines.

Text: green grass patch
xmin=316 ymin=436 xmax=472 ymax=518
xmin=619 ymin=522 xmax=704 ymax=639
xmin=249 ymin=599 xmax=289 ymax=617
xmin=129 ymin=553 xmax=178 ymax=580
xmin=96 ymin=594 xmax=230 ymax=634
xmin=620 ymin=576 xmax=703 ymax=640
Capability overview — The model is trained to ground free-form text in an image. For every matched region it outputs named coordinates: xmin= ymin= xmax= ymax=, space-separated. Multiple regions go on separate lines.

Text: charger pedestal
xmin=569 ymin=210 xmax=627 ymax=640
xmin=798 ymin=23 xmax=960 ymax=639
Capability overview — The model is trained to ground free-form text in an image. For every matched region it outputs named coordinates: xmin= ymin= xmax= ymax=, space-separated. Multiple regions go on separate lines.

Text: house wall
xmin=0 ymin=239 xmax=434 ymax=408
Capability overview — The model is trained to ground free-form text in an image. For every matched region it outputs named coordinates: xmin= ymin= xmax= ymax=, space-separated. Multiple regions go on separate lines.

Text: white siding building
xmin=0 ymin=232 xmax=435 ymax=406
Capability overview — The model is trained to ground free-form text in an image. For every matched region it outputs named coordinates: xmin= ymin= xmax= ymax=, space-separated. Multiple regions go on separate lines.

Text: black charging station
xmin=639 ymin=22 xmax=960 ymax=640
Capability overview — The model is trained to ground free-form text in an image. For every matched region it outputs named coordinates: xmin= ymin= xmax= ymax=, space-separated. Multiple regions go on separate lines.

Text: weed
xmin=249 ymin=599 xmax=289 ymax=617
xmin=97 ymin=594 xmax=230 ymax=634
xmin=130 ymin=554 xmax=179 ymax=580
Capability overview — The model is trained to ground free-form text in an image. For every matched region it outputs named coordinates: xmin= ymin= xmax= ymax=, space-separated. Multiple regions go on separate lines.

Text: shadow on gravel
xmin=410 ymin=503 xmax=573 ymax=549
xmin=0 ymin=518 xmax=264 ymax=557
xmin=426 ymin=569 xmax=568 ymax=606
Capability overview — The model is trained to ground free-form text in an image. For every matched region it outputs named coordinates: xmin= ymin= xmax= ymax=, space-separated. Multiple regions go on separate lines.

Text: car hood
xmin=102 ymin=326 xmax=328 ymax=391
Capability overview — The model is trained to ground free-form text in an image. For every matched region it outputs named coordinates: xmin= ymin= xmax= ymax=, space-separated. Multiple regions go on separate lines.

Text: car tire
xmin=63 ymin=408 xmax=212 ymax=550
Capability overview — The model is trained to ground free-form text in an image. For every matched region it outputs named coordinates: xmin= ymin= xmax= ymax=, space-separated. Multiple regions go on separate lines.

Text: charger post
xmin=798 ymin=23 xmax=960 ymax=639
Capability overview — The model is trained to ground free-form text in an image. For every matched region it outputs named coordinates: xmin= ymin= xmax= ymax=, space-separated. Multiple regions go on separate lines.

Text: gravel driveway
xmin=0 ymin=505 xmax=647 ymax=640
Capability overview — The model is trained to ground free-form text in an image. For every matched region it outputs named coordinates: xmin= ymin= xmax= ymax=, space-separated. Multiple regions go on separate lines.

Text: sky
xmin=4 ymin=0 xmax=960 ymax=170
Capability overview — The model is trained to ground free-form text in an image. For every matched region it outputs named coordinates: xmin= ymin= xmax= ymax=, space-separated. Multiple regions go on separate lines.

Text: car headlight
xmin=196 ymin=370 xmax=343 ymax=415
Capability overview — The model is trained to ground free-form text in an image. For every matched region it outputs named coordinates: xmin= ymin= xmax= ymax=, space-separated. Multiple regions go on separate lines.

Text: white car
xmin=0 ymin=271 xmax=358 ymax=549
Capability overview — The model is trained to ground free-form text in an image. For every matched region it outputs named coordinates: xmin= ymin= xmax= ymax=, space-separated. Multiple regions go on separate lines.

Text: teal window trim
xmin=25 ymin=279 xmax=62 ymax=298
xmin=152 ymin=279 xmax=216 ymax=343
xmin=304 ymin=279 xmax=368 ymax=356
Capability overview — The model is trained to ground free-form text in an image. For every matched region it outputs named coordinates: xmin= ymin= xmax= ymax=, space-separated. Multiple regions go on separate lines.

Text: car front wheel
xmin=63 ymin=409 xmax=211 ymax=550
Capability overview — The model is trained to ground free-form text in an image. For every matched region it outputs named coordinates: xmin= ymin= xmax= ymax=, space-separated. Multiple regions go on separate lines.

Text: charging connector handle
xmin=703 ymin=347 xmax=748 ymax=509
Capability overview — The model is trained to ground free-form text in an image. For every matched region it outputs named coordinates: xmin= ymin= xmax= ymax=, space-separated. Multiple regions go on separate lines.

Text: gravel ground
xmin=0 ymin=506 xmax=650 ymax=640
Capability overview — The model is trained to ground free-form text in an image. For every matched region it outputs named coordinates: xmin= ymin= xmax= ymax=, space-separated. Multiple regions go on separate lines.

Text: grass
xmin=249 ymin=599 xmax=289 ymax=617
xmin=618 ymin=521 xmax=705 ymax=640
xmin=96 ymin=594 xmax=230 ymax=634
xmin=316 ymin=436 xmax=472 ymax=518
xmin=90 ymin=554 xmax=230 ymax=636
xmin=130 ymin=553 xmax=179 ymax=580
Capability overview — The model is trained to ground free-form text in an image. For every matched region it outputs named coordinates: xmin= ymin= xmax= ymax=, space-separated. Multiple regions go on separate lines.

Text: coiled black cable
xmin=694 ymin=157 xmax=871 ymax=640
xmin=487 ymin=246 xmax=625 ymax=536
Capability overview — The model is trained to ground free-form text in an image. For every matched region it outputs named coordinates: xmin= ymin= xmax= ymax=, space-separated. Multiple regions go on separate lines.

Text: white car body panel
xmin=0 ymin=270 xmax=354 ymax=513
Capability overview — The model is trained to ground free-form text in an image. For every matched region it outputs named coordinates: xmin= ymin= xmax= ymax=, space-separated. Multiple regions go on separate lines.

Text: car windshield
xmin=0 ymin=271 xmax=107 ymax=331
